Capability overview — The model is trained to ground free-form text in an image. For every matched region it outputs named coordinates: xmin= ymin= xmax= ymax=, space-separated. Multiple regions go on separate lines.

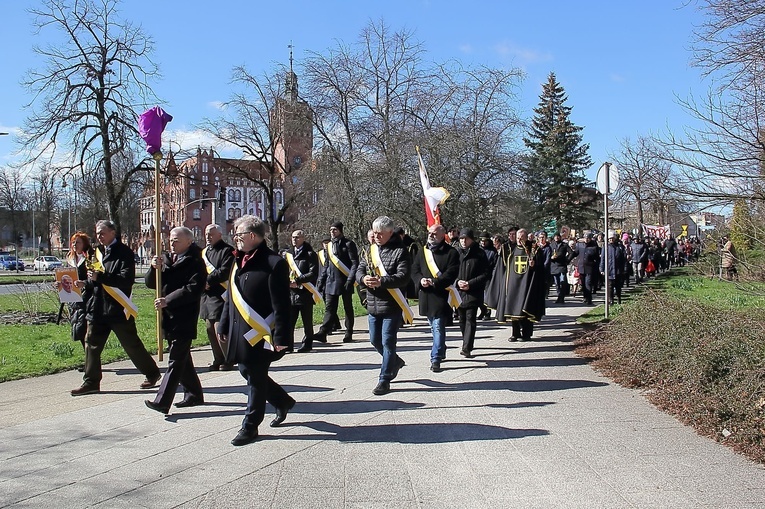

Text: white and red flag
xmin=416 ymin=146 xmax=450 ymax=227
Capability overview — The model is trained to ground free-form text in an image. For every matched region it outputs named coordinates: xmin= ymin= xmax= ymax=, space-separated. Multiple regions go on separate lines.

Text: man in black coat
xmin=575 ymin=233 xmax=600 ymax=305
xmin=316 ymin=221 xmax=359 ymax=343
xmin=550 ymin=232 xmax=573 ymax=304
xmin=456 ymin=229 xmax=489 ymax=357
xmin=218 ymin=215 xmax=295 ymax=446
xmin=144 ymin=227 xmax=207 ymax=414
xmin=200 ymin=224 xmax=235 ymax=371
xmin=411 ymin=224 xmax=459 ymax=373
xmin=284 ymin=230 xmax=320 ymax=353
xmin=71 ymin=220 xmax=161 ymax=396
xmin=477 ymin=232 xmax=497 ymax=320
xmin=357 ymin=216 xmax=412 ymax=396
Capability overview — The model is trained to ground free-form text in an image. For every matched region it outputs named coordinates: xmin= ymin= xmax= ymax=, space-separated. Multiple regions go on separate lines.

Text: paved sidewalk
xmin=1 ymin=296 xmax=765 ymax=508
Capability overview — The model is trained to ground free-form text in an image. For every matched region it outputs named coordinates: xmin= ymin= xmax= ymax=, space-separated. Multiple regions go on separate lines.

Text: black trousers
xmin=239 ymin=355 xmax=295 ymax=431
xmin=205 ymin=319 xmax=227 ymax=366
xmin=511 ymin=318 xmax=533 ymax=339
xmin=607 ymin=276 xmax=624 ymax=304
xmin=152 ymin=336 xmax=203 ymax=408
xmin=291 ymin=302 xmax=315 ymax=346
xmin=321 ymin=290 xmax=355 ymax=336
xmin=458 ymin=307 xmax=478 ymax=352
xmin=83 ymin=319 xmax=160 ymax=386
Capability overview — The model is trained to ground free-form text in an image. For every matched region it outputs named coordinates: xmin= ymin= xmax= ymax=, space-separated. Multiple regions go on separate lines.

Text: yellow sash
xmin=327 ymin=242 xmax=358 ymax=287
xmin=95 ymin=248 xmax=138 ymax=319
xmin=285 ymin=252 xmax=322 ymax=304
xmin=318 ymin=249 xmax=326 ymax=266
xmin=229 ymin=263 xmax=275 ymax=350
xmin=369 ymin=244 xmax=414 ymax=324
xmin=202 ymin=247 xmax=229 ymax=298
xmin=422 ymin=246 xmax=462 ymax=309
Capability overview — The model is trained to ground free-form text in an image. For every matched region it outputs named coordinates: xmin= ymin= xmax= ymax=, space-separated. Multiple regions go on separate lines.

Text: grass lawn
xmin=0 ymin=285 xmax=368 ymax=383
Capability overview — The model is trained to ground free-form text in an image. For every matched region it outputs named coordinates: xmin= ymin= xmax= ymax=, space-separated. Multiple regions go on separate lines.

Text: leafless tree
xmin=31 ymin=166 xmax=64 ymax=254
xmin=200 ymin=66 xmax=312 ymax=250
xmin=0 ymin=167 xmax=31 ymax=247
xmin=20 ymin=0 xmax=160 ymax=236
xmin=656 ymin=0 xmax=765 ymax=203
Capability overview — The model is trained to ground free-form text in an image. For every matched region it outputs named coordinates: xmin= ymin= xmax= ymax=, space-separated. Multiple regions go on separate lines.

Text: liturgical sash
xmin=370 ymin=244 xmax=414 ymax=324
xmin=95 ymin=248 xmax=138 ymax=319
xmin=422 ymin=246 xmax=462 ymax=309
xmin=202 ymin=247 xmax=229 ymax=299
xmin=229 ymin=264 xmax=275 ymax=350
xmin=285 ymin=252 xmax=322 ymax=304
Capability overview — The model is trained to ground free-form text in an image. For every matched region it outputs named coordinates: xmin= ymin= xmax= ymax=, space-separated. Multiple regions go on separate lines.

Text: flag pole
xmin=153 ymin=151 xmax=164 ymax=361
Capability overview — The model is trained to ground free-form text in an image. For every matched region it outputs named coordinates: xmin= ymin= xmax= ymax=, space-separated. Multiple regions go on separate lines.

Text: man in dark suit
xmin=284 ymin=230 xmax=320 ymax=353
xmin=456 ymin=229 xmax=490 ymax=357
xmin=218 ymin=215 xmax=295 ymax=446
xmin=71 ymin=220 xmax=161 ymax=396
xmin=200 ymin=224 xmax=235 ymax=371
xmin=144 ymin=227 xmax=207 ymax=414
xmin=316 ymin=221 xmax=359 ymax=343
xmin=411 ymin=224 xmax=459 ymax=373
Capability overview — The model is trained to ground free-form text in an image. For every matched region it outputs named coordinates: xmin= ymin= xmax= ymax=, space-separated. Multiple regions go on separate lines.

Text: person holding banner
xmin=357 ymin=216 xmax=413 ymax=396
xmin=411 ymin=224 xmax=460 ymax=373
xmin=218 ymin=215 xmax=295 ymax=446
xmin=284 ymin=230 xmax=321 ymax=353
xmin=316 ymin=221 xmax=359 ymax=343
xmin=456 ymin=229 xmax=490 ymax=357
xmin=200 ymin=224 xmax=235 ymax=371
xmin=144 ymin=227 xmax=207 ymax=414
xmin=71 ymin=220 xmax=161 ymax=396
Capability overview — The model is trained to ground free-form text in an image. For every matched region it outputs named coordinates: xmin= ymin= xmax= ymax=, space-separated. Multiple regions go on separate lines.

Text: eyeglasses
xmin=233 ymin=231 xmax=253 ymax=239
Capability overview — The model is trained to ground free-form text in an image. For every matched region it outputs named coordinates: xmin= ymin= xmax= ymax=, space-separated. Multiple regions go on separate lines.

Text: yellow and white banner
xmin=370 ymin=244 xmax=414 ymax=324
xmin=202 ymin=247 xmax=229 ymax=299
xmin=95 ymin=248 xmax=138 ymax=319
xmin=229 ymin=264 xmax=274 ymax=350
xmin=422 ymin=246 xmax=462 ymax=309
xmin=285 ymin=252 xmax=322 ymax=305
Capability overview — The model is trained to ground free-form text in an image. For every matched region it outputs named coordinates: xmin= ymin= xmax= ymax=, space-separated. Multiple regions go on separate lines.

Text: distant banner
xmin=641 ymin=224 xmax=671 ymax=239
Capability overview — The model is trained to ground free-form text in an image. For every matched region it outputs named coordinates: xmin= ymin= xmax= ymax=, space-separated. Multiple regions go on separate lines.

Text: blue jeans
xmin=429 ymin=315 xmax=447 ymax=363
xmin=368 ymin=312 xmax=403 ymax=382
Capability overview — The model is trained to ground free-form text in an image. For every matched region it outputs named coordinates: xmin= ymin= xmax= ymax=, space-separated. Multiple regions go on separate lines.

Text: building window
xmin=202 ymin=161 xmax=208 ymax=173
xmin=190 ymin=188 xmax=196 ymax=200
xmin=192 ymin=209 xmax=201 ymax=220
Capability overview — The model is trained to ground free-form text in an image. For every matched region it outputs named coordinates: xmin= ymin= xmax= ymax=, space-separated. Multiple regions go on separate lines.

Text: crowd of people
xmin=57 ymin=216 xmax=701 ymax=446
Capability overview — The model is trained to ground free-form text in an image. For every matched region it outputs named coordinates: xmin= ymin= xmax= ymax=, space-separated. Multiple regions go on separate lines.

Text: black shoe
xmin=231 ymin=427 xmax=259 ymax=446
xmin=77 ymin=366 xmax=85 ymax=372
xmin=140 ymin=374 xmax=161 ymax=389
xmin=208 ymin=363 xmax=221 ymax=372
xmin=270 ymin=400 xmax=295 ymax=427
xmin=314 ymin=331 xmax=328 ymax=344
xmin=220 ymin=364 xmax=236 ymax=371
xmin=296 ymin=343 xmax=312 ymax=353
xmin=372 ymin=381 xmax=391 ymax=395
xmin=482 ymin=314 xmax=492 ymax=321
xmin=71 ymin=384 xmax=99 ymax=396
xmin=430 ymin=362 xmax=442 ymax=373
xmin=459 ymin=349 xmax=473 ymax=358
xmin=174 ymin=395 xmax=204 ymax=408
xmin=391 ymin=356 xmax=405 ymax=380
xmin=144 ymin=400 xmax=170 ymax=414
xmin=508 ymin=337 xmax=518 ymax=342
xmin=342 ymin=335 xmax=354 ymax=343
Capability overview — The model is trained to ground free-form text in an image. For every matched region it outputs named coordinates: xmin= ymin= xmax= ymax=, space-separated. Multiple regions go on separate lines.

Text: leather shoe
xmin=430 ymin=362 xmax=442 ymax=373
xmin=372 ymin=381 xmax=391 ymax=395
xmin=174 ymin=395 xmax=204 ymax=408
xmin=296 ymin=343 xmax=312 ymax=353
xmin=342 ymin=335 xmax=354 ymax=343
xmin=231 ymin=427 xmax=259 ymax=446
xmin=220 ymin=364 xmax=236 ymax=371
xmin=71 ymin=384 xmax=99 ymax=396
xmin=140 ymin=374 xmax=161 ymax=389
xmin=460 ymin=349 xmax=473 ymax=358
xmin=270 ymin=400 xmax=295 ymax=427
xmin=207 ymin=363 xmax=221 ymax=372
xmin=391 ymin=356 xmax=405 ymax=380
xmin=314 ymin=331 xmax=328 ymax=343
xmin=144 ymin=400 xmax=169 ymax=414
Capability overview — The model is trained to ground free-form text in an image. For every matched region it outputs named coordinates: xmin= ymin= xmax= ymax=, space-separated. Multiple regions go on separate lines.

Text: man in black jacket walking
xmin=316 ymin=221 xmax=359 ymax=343
xmin=71 ymin=220 xmax=161 ymax=396
xmin=357 ymin=216 xmax=412 ymax=396
xmin=144 ymin=227 xmax=207 ymax=414
xmin=218 ymin=215 xmax=295 ymax=446
xmin=200 ymin=224 xmax=235 ymax=371
xmin=284 ymin=230 xmax=320 ymax=353
xmin=412 ymin=224 xmax=459 ymax=372
xmin=456 ymin=229 xmax=489 ymax=357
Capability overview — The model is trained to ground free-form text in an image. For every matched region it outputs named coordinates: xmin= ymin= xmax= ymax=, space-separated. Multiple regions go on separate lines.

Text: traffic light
xmin=218 ymin=187 xmax=226 ymax=208
xmin=17 ymin=234 xmax=23 ymax=245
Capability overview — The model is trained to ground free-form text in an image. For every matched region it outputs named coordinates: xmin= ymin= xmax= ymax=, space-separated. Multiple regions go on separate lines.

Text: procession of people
xmin=60 ymin=215 xmax=699 ymax=445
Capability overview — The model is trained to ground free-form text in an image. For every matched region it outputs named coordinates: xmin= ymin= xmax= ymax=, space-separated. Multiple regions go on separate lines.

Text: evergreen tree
xmin=730 ymin=199 xmax=752 ymax=252
xmin=522 ymin=72 xmax=594 ymax=231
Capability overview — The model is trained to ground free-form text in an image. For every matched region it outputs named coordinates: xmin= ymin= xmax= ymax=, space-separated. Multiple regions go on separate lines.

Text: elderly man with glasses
xmin=218 ymin=215 xmax=295 ymax=445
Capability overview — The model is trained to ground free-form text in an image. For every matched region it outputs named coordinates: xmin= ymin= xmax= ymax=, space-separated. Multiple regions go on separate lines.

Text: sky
xmin=0 ymin=0 xmax=710 ymax=184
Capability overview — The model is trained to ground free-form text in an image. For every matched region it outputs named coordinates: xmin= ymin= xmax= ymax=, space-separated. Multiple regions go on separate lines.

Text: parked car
xmin=34 ymin=256 xmax=64 ymax=271
xmin=0 ymin=255 xmax=25 ymax=271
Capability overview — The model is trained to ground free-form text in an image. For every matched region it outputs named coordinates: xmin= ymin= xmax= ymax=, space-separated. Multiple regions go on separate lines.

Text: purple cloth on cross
xmin=138 ymin=106 xmax=173 ymax=155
